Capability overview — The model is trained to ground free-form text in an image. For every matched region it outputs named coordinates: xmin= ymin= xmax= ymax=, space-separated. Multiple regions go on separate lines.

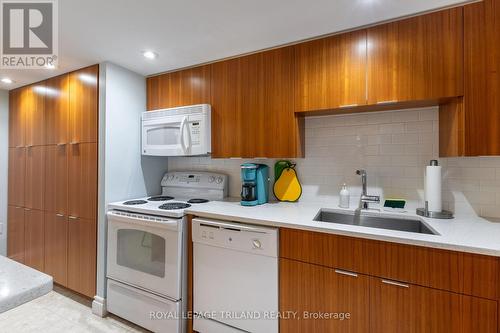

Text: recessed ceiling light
xmin=1 ymin=78 xmax=13 ymax=84
xmin=142 ymin=51 xmax=158 ymax=59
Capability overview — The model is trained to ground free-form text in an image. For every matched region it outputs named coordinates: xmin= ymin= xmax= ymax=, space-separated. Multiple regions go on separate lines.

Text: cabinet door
xmin=461 ymin=295 xmax=497 ymax=333
xmin=367 ymin=8 xmax=463 ymax=104
xmin=369 ymin=277 xmax=461 ymax=333
xmin=44 ymin=212 xmax=68 ymax=286
xmin=464 ymin=0 xmax=500 ymax=156
xmin=68 ymin=217 xmax=96 ymax=298
xmin=211 ymin=47 xmax=302 ymax=158
xmin=295 ymin=30 xmax=367 ymax=112
xmin=7 ymin=205 xmax=25 ymax=263
xmin=8 ymin=88 xmax=24 ymax=148
xmin=25 ymin=83 xmax=46 ymax=146
xmin=146 ymin=65 xmax=211 ymax=110
xmin=68 ymin=143 xmax=97 ymax=220
xmin=24 ymin=209 xmax=44 ymax=271
xmin=280 ymin=259 xmax=369 ymax=333
xmin=69 ymin=65 xmax=98 ymax=143
xmin=45 ymin=74 xmax=70 ymax=145
xmin=45 ymin=145 xmax=68 ymax=214
xmin=25 ymin=146 xmax=45 ymax=210
xmin=8 ymin=147 xmax=25 ymax=207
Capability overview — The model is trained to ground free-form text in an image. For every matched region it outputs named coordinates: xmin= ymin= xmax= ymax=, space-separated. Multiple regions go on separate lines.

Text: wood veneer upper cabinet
xmin=44 ymin=212 xmax=68 ymax=285
xmin=211 ymin=47 xmax=303 ymax=158
xmin=295 ymin=30 xmax=367 ymax=112
xmin=146 ymin=65 xmax=211 ymax=110
xmin=45 ymin=74 xmax=70 ymax=145
xmin=369 ymin=277 xmax=462 ymax=333
xmin=44 ymin=145 xmax=68 ymax=214
xmin=280 ymin=259 xmax=369 ymax=333
xmin=69 ymin=65 xmax=98 ymax=143
xmin=367 ymin=8 xmax=463 ymax=104
xmin=8 ymin=147 xmax=25 ymax=207
xmin=68 ymin=143 xmax=97 ymax=220
xmin=7 ymin=206 xmax=25 ymax=263
xmin=24 ymin=209 xmax=44 ymax=271
xmin=8 ymin=88 xmax=24 ymax=148
xmin=25 ymin=83 xmax=46 ymax=146
xmin=464 ymin=0 xmax=500 ymax=156
xmin=25 ymin=146 xmax=45 ymax=210
xmin=68 ymin=217 xmax=96 ymax=298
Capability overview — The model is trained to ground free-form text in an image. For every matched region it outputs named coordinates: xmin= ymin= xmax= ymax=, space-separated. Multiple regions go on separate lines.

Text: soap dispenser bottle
xmin=339 ymin=183 xmax=350 ymax=208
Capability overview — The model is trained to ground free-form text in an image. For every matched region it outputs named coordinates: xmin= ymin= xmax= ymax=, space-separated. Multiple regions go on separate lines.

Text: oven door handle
xmin=179 ymin=116 xmax=188 ymax=153
xmin=107 ymin=211 xmax=180 ymax=231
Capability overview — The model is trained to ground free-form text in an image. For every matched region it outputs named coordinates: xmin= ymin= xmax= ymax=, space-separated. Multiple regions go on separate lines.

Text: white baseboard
xmin=92 ymin=295 xmax=107 ymax=317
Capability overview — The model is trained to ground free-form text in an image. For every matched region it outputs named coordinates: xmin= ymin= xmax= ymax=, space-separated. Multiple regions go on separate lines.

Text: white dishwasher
xmin=192 ymin=218 xmax=279 ymax=333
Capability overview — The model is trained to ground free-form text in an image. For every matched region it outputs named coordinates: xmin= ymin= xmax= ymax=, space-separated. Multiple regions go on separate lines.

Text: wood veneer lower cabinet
xmin=7 ymin=206 xmax=25 ymax=263
xmin=68 ymin=217 xmax=96 ymax=298
xmin=24 ymin=209 xmax=44 ymax=271
xmin=279 ymin=228 xmax=500 ymax=332
xmin=280 ymin=259 xmax=369 ymax=333
xmin=44 ymin=212 xmax=68 ymax=285
xmin=370 ymin=276 xmax=497 ymax=333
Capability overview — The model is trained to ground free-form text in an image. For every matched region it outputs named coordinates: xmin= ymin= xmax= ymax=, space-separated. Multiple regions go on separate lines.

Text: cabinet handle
xmin=56 ymin=213 xmax=65 ymax=217
xmin=15 ymin=206 xmax=22 ymax=209
xmin=382 ymin=279 xmax=409 ymax=288
xmin=15 ymin=145 xmax=23 ymax=149
xmin=376 ymin=100 xmax=398 ymax=105
xmin=338 ymin=104 xmax=359 ymax=108
xmin=68 ymin=216 xmax=79 ymax=220
xmin=70 ymin=142 xmax=80 ymax=145
xmin=24 ymin=208 xmax=31 ymax=211
xmin=334 ymin=269 xmax=358 ymax=278
xmin=57 ymin=143 xmax=67 ymax=146
xmin=26 ymin=145 xmax=33 ymax=148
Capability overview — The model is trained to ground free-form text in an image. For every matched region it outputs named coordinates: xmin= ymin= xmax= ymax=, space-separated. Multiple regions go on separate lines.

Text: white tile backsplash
xmin=168 ymin=107 xmax=500 ymax=219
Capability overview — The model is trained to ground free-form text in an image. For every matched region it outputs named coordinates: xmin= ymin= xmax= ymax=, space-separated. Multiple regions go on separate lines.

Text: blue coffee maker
xmin=240 ymin=163 xmax=269 ymax=206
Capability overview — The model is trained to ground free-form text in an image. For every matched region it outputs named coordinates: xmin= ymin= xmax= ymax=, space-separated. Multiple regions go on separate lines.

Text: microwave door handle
xmin=179 ymin=116 xmax=188 ymax=153
xmin=185 ymin=119 xmax=192 ymax=150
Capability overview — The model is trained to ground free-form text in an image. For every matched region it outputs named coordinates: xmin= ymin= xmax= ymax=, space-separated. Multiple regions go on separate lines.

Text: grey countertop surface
xmin=0 ymin=256 xmax=53 ymax=313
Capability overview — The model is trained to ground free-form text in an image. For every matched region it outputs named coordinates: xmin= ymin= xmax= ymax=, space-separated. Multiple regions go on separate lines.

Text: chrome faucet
xmin=356 ymin=169 xmax=380 ymax=209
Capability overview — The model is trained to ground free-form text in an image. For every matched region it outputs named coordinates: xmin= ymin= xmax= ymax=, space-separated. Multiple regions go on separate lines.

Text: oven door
xmin=106 ymin=210 xmax=183 ymax=300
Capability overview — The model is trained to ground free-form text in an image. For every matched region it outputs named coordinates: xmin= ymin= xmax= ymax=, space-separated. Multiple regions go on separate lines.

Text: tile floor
xmin=0 ymin=285 xmax=149 ymax=332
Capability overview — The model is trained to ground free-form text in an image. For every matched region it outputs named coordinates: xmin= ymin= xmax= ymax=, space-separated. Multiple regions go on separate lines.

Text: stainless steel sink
xmin=314 ymin=209 xmax=438 ymax=235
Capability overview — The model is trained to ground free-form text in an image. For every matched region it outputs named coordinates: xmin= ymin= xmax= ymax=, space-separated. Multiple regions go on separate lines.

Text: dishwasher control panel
xmin=192 ymin=218 xmax=278 ymax=258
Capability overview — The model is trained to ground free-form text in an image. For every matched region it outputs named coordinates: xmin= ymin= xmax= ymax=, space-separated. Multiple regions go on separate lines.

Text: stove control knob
xmin=252 ymin=239 xmax=262 ymax=249
xmin=216 ymin=176 xmax=223 ymax=184
xmin=208 ymin=176 xmax=215 ymax=183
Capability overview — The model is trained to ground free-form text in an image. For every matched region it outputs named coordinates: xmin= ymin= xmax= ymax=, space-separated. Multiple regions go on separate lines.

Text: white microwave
xmin=142 ymin=104 xmax=211 ymax=156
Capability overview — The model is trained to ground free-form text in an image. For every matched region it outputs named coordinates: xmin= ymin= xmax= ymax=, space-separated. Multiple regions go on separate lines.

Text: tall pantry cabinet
xmin=7 ymin=65 xmax=99 ymax=298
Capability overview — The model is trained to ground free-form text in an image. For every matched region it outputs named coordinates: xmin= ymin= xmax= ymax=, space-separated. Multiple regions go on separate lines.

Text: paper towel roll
xmin=425 ymin=164 xmax=442 ymax=212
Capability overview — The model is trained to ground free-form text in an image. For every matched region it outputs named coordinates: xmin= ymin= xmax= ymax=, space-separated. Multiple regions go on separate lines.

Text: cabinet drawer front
xmin=364 ymin=239 xmax=462 ymax=293
xmin=280 ymin=228 xmax=364 ymax=273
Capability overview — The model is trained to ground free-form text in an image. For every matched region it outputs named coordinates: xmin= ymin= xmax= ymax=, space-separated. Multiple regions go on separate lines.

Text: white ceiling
xmin=0 ymin=0 xmax=473 ymax=89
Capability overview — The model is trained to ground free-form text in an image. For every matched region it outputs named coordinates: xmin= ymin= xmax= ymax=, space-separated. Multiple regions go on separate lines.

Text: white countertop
xmin=185 ymin=199 xmax=500 ymax=257
xmin=0 ymin=256 xmax=53 ymax=313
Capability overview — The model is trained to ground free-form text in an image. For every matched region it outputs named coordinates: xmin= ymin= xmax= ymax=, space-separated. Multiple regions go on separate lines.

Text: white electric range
xmin=106 ymin=171 xmax=228 ymax=333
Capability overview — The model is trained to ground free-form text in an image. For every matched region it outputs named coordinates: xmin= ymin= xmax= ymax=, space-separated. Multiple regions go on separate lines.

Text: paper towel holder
xmin=417 ymin=201 xmax=454 ymax=219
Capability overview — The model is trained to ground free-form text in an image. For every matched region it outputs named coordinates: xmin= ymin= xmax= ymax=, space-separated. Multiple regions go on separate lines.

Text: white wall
xmin=168 ymin=107 xmax=500 ymax=219
xmin=0 ymin=90 xmax=8 ymax=256
xmin=95 ymin=62 xmax=167 ymax=308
